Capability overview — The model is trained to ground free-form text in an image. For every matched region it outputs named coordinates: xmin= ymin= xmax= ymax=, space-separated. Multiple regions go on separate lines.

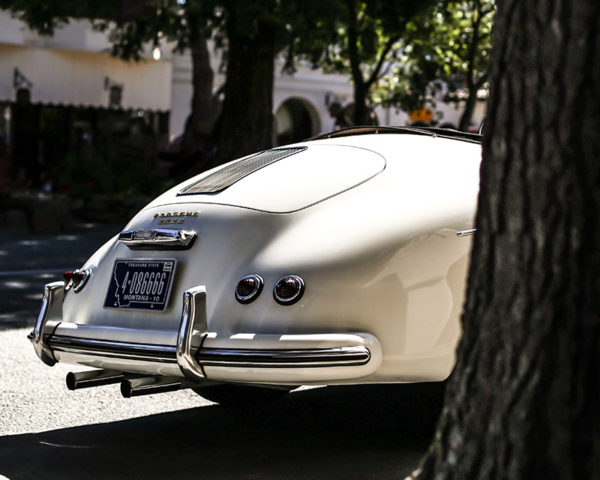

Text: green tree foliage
xmin=288 ymin=0 xmax=436 ymax=126
xmin=381 ymin=0 xmax=495 ymax=130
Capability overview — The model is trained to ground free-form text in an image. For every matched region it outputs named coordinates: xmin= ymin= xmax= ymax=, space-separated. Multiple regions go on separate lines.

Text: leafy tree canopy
xmin=377 ymin=0 xmax=495 ymax=129
xmin=286 ymin=0 xmax=437 ymax=125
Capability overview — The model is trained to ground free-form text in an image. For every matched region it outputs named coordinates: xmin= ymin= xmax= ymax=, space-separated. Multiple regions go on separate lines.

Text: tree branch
xmin=366 ymin=35 xmax=400 ymax=88
xmin=345 ymin=0 xmax=365 ymax=88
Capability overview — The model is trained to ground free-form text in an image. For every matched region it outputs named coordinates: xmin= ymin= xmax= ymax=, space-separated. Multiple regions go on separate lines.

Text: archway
xmin=274 ymin=97 xmax=320 ymax=146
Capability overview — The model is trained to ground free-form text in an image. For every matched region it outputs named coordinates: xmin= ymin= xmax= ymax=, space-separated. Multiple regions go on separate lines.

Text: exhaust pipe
xmin=120 ymin=376 xmax=186 ymax=398
xmin=66 ymin=370 xmax=125 ymax=390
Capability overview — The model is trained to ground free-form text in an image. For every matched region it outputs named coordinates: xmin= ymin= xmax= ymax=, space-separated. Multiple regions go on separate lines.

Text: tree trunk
xmin=182 ymin=34 xmax=217 ymax=149
xmin=345 ymin=0 xmax=369 ymax=126
xmin=457 ymin=74 xmax=487 ymax=131
xmin=457 ymin=89 xmax=478 ymax=131
xmin=410 ymin=1 xmax=600 ymax=479
xmin=458 ymin=1 xmax=483 ymax=132
xmin=214 ymin=13 xmax=275 ymax=166
xmin=352 ymin=81 xmax=369 ymax=125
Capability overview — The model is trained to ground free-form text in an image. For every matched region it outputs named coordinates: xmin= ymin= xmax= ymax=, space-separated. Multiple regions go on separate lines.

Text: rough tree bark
xmin=410 ymin=1 xmax=600 ymax=479
xmin=213 ymin=9 xmax=275 ymax=166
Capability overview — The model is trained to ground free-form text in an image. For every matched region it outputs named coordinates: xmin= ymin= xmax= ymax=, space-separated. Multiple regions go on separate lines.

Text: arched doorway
xmin=274 ymin=98 xmax=320 ymax=146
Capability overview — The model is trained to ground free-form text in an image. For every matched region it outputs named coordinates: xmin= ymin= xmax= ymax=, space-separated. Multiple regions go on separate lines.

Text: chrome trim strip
xmin=198 ymin=346 xmax=371 ymax=368
xmin=457 ymin=228 xmax=477 ymax=237
xmin=49 ymin=335 xmax=177 ymax=363
xmin=28 ymin=281 xmax=64 ymax=366
xmin=52 ymin=347 xmax=176 ymax=364
xmin=119 ymin=229 xmax=197 ymax=249
xmin=49 ymin=335 xmax=371 ymax=369
xmin=176 ymin=286 xmax=208 ymax=382
xmin=49 ymin=339 xmax=371 ymax=368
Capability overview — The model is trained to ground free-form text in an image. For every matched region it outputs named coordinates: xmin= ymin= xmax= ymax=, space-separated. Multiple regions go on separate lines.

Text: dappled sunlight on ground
xmin=0 ymin=223 xmax=121 ymax=329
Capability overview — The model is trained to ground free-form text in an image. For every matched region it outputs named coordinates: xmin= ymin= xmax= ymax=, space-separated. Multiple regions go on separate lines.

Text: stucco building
xmin=0 ymin=10 xmax=485 ymax=190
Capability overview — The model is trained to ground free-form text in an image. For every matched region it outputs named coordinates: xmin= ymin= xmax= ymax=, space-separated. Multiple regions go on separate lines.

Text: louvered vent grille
xmin=179 ymin=147 xmax=307 ymax=195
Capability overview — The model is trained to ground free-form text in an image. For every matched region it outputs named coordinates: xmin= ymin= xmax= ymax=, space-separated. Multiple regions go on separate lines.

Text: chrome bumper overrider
xmin=29 ymin=281 xmax=64 ymax=366
xmin=29 ymin=283 xmax=209 ymax=380
xmin=29 ymin=283 xmax=376 ymax=382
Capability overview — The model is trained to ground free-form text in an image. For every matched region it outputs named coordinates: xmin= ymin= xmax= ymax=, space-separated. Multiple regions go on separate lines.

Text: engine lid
xmin=170 ymin=144 xmax=386 ymax=213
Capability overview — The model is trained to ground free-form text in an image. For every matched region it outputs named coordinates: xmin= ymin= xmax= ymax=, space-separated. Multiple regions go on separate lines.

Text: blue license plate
xmin=104 ymin=259 xmax=176 ymax=311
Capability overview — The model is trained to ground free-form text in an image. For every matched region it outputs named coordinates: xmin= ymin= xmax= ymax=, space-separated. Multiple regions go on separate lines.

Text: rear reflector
xmin=235 ymin=274 xmax=263 ymax=304
xmin=273 ymin=275 xmax=305 ymax=305
xmin=64 ymin=269 xmax=90 ymax=292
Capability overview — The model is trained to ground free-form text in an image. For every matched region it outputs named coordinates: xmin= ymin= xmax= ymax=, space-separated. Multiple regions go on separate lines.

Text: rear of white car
xmin=30 ymin=128 xmax=481 ymax=400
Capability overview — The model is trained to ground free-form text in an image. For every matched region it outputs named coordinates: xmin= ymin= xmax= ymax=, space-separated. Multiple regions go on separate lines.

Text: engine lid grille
xmin=179 ymin=147 xmax=307 ymax=195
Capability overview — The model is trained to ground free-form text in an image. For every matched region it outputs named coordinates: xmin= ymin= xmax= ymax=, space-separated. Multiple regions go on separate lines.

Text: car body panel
xmin=31 ymin=129 xmax=481 ymax=389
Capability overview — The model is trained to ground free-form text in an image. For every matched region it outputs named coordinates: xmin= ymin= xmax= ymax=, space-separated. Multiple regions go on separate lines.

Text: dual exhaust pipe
xmin=66 ymin=369 xmax=195 ymax=398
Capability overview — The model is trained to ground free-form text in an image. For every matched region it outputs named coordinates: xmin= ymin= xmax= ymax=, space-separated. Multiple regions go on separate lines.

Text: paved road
xmin=0 ymin=223 xmax=123 ymax=329
xmin=0 ymin=224 xmax=440 ymax=479
xmin=0 ymin=326 xmax=440 ymax=479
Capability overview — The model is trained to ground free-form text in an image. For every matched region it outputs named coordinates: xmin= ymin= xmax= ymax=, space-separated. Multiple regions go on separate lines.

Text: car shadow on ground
xmin=0 ymin=383 xmax=443 ymax=480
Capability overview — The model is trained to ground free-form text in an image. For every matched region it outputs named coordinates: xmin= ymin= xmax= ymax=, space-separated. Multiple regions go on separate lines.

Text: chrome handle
xmin=119 ymin=229 xmax=197 ymax=249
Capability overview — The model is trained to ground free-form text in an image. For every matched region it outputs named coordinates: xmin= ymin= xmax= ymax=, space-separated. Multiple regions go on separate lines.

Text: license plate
xmin=104 ymin=259 xmax=176 ymax=311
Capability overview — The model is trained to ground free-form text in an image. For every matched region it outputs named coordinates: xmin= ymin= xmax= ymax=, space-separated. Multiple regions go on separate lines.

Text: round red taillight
xmin=63 ymin=271 xmax=74 ymax=290
xmin=235 ymin=274 xmax=263 ymax=304
xmin=64 ymin=269 xmax=90 ymax=292
xmin=273 ymin=275 xmax=304 ymax=305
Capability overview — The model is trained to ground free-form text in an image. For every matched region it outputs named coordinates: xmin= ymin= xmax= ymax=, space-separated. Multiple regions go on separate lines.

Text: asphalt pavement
xmin=0 ymin=222 xmax=123 ymax=329
xmin=0 ymin=324 xmax=439 ymax=479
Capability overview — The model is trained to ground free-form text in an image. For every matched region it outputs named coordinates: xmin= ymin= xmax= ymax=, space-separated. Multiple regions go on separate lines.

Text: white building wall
xmin=169 ymin=54 xmax=194 ymax=137
xmin=273 ymin=63 xmax=354 ymax=135
xmin=168 ymin=51 xmax=358 ymax=140
xmin=0 ymin=43 xmax=171 ymax=110
xmin=0 ymin=12 xmax=28 ymax=45
xmin=0 ymin=11 xmax=171 ymax=110
xmin=168 ymin=48 xmax=226 ymax=139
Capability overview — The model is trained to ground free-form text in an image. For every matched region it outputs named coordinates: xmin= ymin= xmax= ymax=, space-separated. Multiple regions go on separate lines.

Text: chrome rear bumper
xmin=29 ymin=283 xmax=379 ymax=384
xmin=197 ymin=346 xmax=370 ymax=368
xmin=47 ymin=337 xmax=370 ymax=368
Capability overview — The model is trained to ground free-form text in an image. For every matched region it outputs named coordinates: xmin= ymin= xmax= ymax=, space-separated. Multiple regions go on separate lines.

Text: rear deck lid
xmin=174 ymin=144 xmax=386 ymax=213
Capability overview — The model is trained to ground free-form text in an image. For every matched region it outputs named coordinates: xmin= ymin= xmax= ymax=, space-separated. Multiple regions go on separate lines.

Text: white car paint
xmin=35 ymin=129 xmax=482 ymax=387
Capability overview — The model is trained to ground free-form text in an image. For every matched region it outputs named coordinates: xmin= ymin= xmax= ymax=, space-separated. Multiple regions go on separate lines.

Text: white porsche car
xmin=29 ymin=126 xmax=481 ymax=406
